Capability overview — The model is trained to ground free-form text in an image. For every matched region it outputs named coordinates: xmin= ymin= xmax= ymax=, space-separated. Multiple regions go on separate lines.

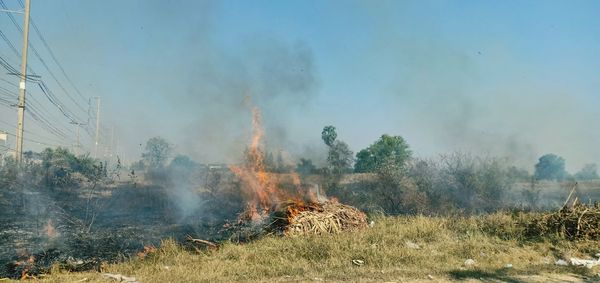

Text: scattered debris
xmin=427 ymin=274 xmax=435 ymax=279
xmin=66 ymin=257 xmax=84 ymax=268
xmin=405 ymin=241 xmax=421 ymax=250
xmin=352 ymin=259 xmax=365 ymax=266
xmin=569 ymin=257 xmax=600 ymax=269
xmin=464 ymin=259 xmax=476 ymax=266
xmin=504 ymin=264 xmax=513 ymax=269
xmin=101 ymin=273 xmax=138 ymax=283
xmin=555 ymin=259 xmax=569 ymax=266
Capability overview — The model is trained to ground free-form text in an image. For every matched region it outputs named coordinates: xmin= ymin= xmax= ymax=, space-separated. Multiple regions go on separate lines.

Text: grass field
xmin=24 ymin=214 xmax=600 ymax=282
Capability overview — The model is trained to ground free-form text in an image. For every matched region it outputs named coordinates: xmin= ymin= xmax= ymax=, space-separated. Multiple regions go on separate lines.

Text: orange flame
xmin=231 ymin=103 xmax=325 ymax=220
xmin=137 ymin=245 xmax=157 ymax=259
xmin=18 ymin=255 xmax=35 ymax=280
xmin=230 ymin=107 xmax=282 ymax=218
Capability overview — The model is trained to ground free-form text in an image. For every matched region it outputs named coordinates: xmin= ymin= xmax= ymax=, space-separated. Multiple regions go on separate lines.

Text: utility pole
xmin=93 ymin=97 xmax=100 ymax=158
xmin=108 ymin=126 xmax=114 ymax=160
xmin=14 ymin=0 xmax=31 ymax=163
xmin=70 ymin=121 xmax=85 ymax=155
xmin=75 ymin=123 xmax=80 ymax=155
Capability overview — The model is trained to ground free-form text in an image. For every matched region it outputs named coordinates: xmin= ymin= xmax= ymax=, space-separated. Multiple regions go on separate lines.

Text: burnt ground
xmin=1 ymin=174 xmax=598 ymax=279
xmin=0 ymin=182 xmax=237 ymax=279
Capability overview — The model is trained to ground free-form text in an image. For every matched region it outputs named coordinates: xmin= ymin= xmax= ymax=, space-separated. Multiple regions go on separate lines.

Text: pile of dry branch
xmin=528 ymin=202 xmax=600 ymax=240
xmin=226 ymin=201 xmax=368 ymax=241
xmin=527 ymin=187 xmax=600 ymax=240
xmin=269 ymin=201 xmax=368 ymax=236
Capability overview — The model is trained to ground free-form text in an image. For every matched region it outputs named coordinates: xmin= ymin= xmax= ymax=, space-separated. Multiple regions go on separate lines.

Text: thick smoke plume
xmin=174 ymin=37 xmax=319 ymax=164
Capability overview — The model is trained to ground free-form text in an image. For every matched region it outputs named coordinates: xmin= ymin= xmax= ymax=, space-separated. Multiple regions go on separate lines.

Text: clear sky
xmin=0 ymin=0 xmax=599 ymax=171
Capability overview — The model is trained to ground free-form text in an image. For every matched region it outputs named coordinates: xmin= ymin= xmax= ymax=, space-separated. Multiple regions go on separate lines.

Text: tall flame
xmin=231 ymin=104 xmax=323 ymax=221
xmin=230 ymin=107 xmax=281 ymax=216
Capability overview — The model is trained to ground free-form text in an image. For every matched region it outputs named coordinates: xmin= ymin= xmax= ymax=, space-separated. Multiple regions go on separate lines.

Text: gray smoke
xmin=361 ymin=5 xmax=600 ymax=172
xmin=174 ymin=37 xmax=319 ymax=163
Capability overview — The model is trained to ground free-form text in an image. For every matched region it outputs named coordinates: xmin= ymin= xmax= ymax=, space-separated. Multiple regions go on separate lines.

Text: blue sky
xmin=0 ymin=0 xmax=599 ymax=171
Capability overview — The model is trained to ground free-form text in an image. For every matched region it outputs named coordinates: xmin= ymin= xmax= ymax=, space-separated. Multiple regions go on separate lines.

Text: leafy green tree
xmin=37 ymin=147 xmax=104 ymax=186
xmin=321 ymin=139 xmax=353 ymax=192
xmin=574 ymin=163 xmax=599 ymax=180
xmin=534 ymin=154 xmax=567 ymax=181
xmin=321 ymin=125 xmax=337 ymax=147
xmin=320 ymin=125 xmax=353 ymax=179
xmin=354 ymin=134 xmax=411 ymax=173
xmin=327 ymin=140 xmax=353 ymax=175
xmin=142 ymin=137 xmax=172 ymax=169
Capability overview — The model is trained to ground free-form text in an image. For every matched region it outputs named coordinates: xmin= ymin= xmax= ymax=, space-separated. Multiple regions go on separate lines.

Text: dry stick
xmin=186 ymin=236 xmax=218 ymax=248
xmin=576 ymin=208 xmax=589 ymax=238
xmin=84 ymin=181 xmax=98 ymax=227
xmin=561 ymin=182 xmax=578 ymax=210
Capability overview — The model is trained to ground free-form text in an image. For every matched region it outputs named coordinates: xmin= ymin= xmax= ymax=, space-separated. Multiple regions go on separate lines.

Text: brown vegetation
xmin=36 ymin=215 xmax=600 ymax=282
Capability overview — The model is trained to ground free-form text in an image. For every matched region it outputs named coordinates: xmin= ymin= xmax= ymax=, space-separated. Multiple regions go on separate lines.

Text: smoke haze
xmin=3 ymin=0 xmax=598 ymax=172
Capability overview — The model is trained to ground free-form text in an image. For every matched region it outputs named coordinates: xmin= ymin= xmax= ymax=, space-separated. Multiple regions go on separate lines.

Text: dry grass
xmin=25 ymin=215 xmax=600 ymax=282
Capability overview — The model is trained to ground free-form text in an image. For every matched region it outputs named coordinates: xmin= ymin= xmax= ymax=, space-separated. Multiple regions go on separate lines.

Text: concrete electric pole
xmin=93 ymin=96 xmax=100 ymax=158
xmin=71 ymin=121 xmax=86 ymax=155
xmin=14 ymin=0 xmax=31 ymax=163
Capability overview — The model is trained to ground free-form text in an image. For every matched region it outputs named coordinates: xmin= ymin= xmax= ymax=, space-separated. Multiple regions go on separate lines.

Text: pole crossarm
xmin=0 ymin=8 xmax=23 ymax=14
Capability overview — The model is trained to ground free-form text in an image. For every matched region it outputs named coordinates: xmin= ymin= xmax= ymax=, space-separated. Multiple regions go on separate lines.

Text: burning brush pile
xmin=235 ymin=200 xmax=368 ymax=238
xmin=227 ymin=107 xmax=368 ymax=241
xmin=271 ymin=200 xmax=367 ymax=236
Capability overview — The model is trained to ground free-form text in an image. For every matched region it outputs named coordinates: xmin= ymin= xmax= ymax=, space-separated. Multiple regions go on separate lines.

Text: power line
xmin=1 ymin=55 xmax=83 ymax=127
xmin=0 ymin=28 xmax=36 ymax=77
xmin=0 ymin=55 xmax=75 ymax=144
xmin=0 ymin=77 xmax=17 ymax=87
xmin=36 ymin=81 xmax=82 ymax=123
xmin=0 ymin=126 xmax=63 ymax=147
xmin=27 ymin=103 xmax=72 ymax=139
xmin=0 ymin=55 xmax=19 ymax=74
xmin=0 ymin=28 xmax=20 ymax=58
xmin=0 ymin=119 xmax=65 ymax=145
xmin=0 ymin=2 xmax=100 ymax=156
xmin=16 ymin=0 xmax=87 ymax=102
xmin=0 ymin=0 xmax=87 ymax=118
xmin=0 ymin=144 xmax=15 ymax=151
xmin=28 ymin=91 xmax=74 ymax=131
xmin=0 ymin=85 xmax=17 ymax=99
